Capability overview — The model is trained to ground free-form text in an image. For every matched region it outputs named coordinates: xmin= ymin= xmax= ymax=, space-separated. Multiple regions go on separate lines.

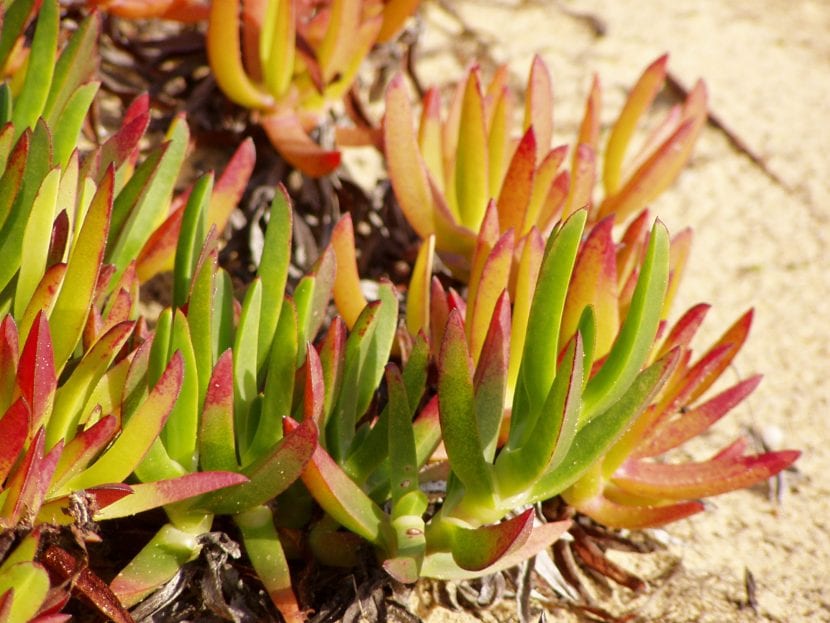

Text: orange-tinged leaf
xmin=577 ymin=74 xmax=601 ymax=150
xmin=18 ymin=264 xmax=66 ymax=348
xmin=303 ymin=345 xmax=325 ymax=426
xmin=487 ymin=84 xmax=513 ymax=198
xmin=207 ymin=137 xmax=256 ymax=232
xmin=507 ymin=228 xmax=544 ymax=401
xmin=50 ymin=414 xmax=119 ymax=492
xmin=377 ymin=0 xmax=420 ymax=42
xmin=562 ymin=144 xmax=595 ymax=220
xmin=418 ymin=88 xmax=444 ymax=194
xmin=207 ymin=0 xmax=273 ymax=108
xmin=468 ymin=231 xmax=514 ymax=363
xmin=524 ymin=145 xmax=567 ymax=233
xmin=455 ymin=68 xmax=489 ymax=231
xmin=284 ymin=417 xmax=386 ymax=544
xmin=603 ymin=54 xmax=668 ymax=195
xmin=466 ymin=200 xmax=500 ymax=313
xmin=536 ymin=169 xmax=570 ymax=234
xmin=261 ymin=110 xmax=341 ymax=177
xmin=406 ymin=236 xmax=435 ymax=337
xmin=386 ymin=75 xmax=437 ymax=239
xmin=686 ymin=310 xmax=753 ymax=404
xmin=135 ymin=204 xmax=184 ymax=282
xmin=561 ymin=216 xmax=619 ymax=356
xmin=664 ymin=227 xmax=692 ymax=317
xmin=496 ymin=127 xmax=536 ymax=234
xmin=317 ymin=0 xmax=362 ymax=82
xmin=614 ymin=448 xmax=800 ymax=501
xmin=58 ymin=354 xmax=183 ymax=492
xmin=95 ymin=471 xmax=249 ymax=520
xmin=597 ymin=118 xmax=696 ymax=222
xmin=524 ymin=55 xmax=553 ymax=164
xmin=49 ymin=167 xmax=114 ymax=371
xmin=576 ymin=492 xmax=703 ymax=530
xmin=473 ymin=292 xmax=510 ymax=461
xmin=331 ymin=214 xmax=368 ymax=329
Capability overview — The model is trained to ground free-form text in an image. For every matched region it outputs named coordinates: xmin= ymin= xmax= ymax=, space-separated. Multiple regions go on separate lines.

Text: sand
xmin=407 ymin=1 xmax=830 ymax=621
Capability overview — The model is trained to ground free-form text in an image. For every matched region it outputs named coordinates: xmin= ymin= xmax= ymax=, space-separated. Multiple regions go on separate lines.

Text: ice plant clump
xmin=207 ymin=0 xmax=420 ymax=176
xmin=384 ymin=54 xmax=706 ymax=276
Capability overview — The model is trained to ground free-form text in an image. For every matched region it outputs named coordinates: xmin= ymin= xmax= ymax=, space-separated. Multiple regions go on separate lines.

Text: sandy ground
xmin=405 ymin=1 xmax=830 ymax=621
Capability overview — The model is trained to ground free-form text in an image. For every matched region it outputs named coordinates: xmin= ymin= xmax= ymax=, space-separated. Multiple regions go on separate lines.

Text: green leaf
xmin=294 ymin=247 xmax=336 ymax=364
xmin=236 ymin=505 xmax=302 ymax=622
xmin=200 ymin=417 xmax=316 ymax=515
xmin=0 ymin=561 xmax=49 ymax=623
xmin=0 ymin=0 xmax=37 ymax=72
xmin=356 ymin=282 xmax=398 ymax=422
xmin=250 ymin=297 xmax=298 ymax=464
xmin=288 ymin=417 xmax=387 ymax=545
xmin=327 ymin=301 xmax=380 ymax=461
xmin=233 ymin=279 xmax=262 ymax=459
xmin=14 ymin=167 xmax=59 ymax=319
xmin=47 ymin=321 xmax=134 ymax=449
xmin=0 ymin=84 xmax=12 ymax=126
xmin=11 ymin=0 xmax=58 ymax=138
xmin=510 ymin=209 xmax=586 ymax=449
xmin=107 ymin=116 xmax=189 ymax=277
xmin=256 ymin=185 xmax=292 ymax=373
xmin=58 ymin=353 xmax=184 ymax=494
xmin=529 ymin=348 xmax=679 ymax=504
xmin=51 ymin=82 xmax=99 ymax=169
xmin=199 ymin=349 xmax=238 ymax=473
xmin=109 ymin=523 xmax=202 ymax=609
xmin=495 ymin=334 xmax=583 ymax=497
xmin=582 ymin=221 xmax=669 ymax=421
xmin=173 ymin=173 xmax=212 ymax=308
xmin=161 ymin=311 xmax=200 ymax=471
xmin=186 ymin=239 xmax=219 ymax=405
xmin=49 ymin=166 xmax=112 ymax=371
xmin=386 ymin=364 xmax=418 ymax=506
xmin=42 ymin=12 xmax=98 ymax=125
xmin=438 ymin=310 xmax=494 ymax=502
xmin=0 ymin=123 xmax=51 ymax=297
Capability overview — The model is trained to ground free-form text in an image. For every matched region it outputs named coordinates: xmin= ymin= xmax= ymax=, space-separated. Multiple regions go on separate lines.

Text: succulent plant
xmin=384 ymin=54 xmax=707 ymax=276
xmin=207 ymin=0 xmax=420 ymax=176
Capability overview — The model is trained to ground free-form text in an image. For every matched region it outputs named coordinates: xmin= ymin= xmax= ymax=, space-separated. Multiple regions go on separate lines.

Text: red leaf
xmin=95 ymin=472 xmax=248 ymax=520
xmin=0 ymin=316 xmax=19 ymax=412
xmin=637 ymin=375 xmax=763 ymax=458
xmin=451 ymin=508 xmax=534 ymax=571
xmin=260 ymin=110 xmax=341 ymax=177
xmin=17 ymin=313 xmax=56 ymax=433
xmin=51 ymin=415 xmax=120 ymax=491
xmin=135 ymin=204 xmax=184 ymax=282
xmin=614 ymin=448 xmax=800 ymax=500
xmin=496 ymin=126 xmax=536 ymax=233
xmin=207 ymin=137 xmax=255 ymax=232
xmin=0 ymin=399 xmax=29 ymax=485
xmin=304 ymin=344 xmax=325 ymax=426
xmin=576 ymin=493 xmax=703 ymax=530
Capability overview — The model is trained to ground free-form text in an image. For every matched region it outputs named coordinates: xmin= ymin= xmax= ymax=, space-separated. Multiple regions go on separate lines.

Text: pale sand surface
xmin=409 ymin=1 xmax=830 ymax=621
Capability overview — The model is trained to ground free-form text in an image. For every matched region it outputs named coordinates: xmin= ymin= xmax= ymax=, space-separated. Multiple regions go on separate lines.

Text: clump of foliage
xmin=0 ymin=1 xmax=800 ymax=621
